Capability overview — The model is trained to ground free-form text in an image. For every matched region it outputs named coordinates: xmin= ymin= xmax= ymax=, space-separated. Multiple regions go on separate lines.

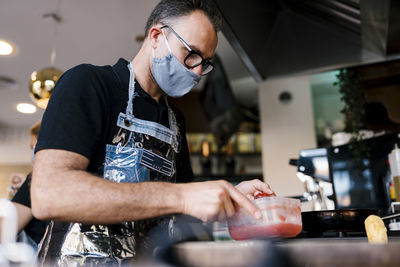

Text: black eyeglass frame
xmin=160 ymin=25 xmax=214 ymax=75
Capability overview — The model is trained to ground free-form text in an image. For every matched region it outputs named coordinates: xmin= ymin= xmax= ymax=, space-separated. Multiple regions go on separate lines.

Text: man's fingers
xmin=252 ymin=180 xmax=275 ymax=195
xmin=217 ymin=211 xmax=226 ymax=222
xmin=227 ymin=185 xmax=261 ymax=219
xmin=224 ymin=194 xmax=236 ymax=218
xmin=235 ymin=179 xmax=275 ymax=196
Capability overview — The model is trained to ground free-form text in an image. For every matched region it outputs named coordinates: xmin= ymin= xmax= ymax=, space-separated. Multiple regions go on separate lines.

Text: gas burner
xmin=296 ymin=230 xmax=400 ymax=239
xmin=297 ymin=231 xmax=367 ymax=239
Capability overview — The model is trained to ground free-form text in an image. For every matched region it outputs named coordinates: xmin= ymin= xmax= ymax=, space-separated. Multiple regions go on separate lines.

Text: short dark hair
xmin=30 ymin=120 xmax=41 ymax=138
xmin=144 ymin=0 xmax=222 ymax=37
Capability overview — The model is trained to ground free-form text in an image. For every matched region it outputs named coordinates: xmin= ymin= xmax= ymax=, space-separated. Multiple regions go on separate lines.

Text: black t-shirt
xmin=35 ymin=58 xmax=193 ymax=181
xmin=12 ymin=173 xmax=48 ymax=244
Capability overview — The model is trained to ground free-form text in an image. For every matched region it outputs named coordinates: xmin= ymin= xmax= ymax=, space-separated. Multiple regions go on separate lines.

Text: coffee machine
xmin=290 ymin=148 xmax=335 ymax=211
xmin=292 ymin=132 xmax=400 ymax=214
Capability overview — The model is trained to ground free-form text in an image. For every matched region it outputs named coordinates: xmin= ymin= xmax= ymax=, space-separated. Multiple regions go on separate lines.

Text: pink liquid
xmin=229 ymin=223 xmax=302 ymax=240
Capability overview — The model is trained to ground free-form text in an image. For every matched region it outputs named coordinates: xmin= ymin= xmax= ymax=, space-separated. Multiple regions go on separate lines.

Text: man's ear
xmin=148 ymin=26 xmax=163 ymax=50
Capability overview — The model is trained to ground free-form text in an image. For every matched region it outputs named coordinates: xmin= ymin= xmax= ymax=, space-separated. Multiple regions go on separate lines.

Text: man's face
xmin=157 ymin=10 xmax=218 ymax=76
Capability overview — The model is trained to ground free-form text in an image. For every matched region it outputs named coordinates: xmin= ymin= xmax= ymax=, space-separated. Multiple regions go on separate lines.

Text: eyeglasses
xmin=160 ymin=25 xmax=214 ymax=76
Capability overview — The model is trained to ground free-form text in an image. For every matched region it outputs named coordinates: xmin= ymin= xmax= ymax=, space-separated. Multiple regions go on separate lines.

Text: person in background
xmin=8 ymin=173 xmax=26 ymax=199
xmin=5 ymin=121 xmax=47 ymax=247
xmin=31 ymin=0 xmax=274 ymax=265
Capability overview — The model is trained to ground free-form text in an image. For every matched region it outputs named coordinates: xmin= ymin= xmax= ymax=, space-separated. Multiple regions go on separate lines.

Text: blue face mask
xmin=152 ymin=32 xmax=201 ymax=98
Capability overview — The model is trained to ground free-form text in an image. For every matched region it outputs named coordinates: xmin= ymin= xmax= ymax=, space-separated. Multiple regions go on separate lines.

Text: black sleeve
xmin=12 ymin=173 xmax=32 ymax=208
xmin=35 ymin=65 xmax=107 ymax=160
xmin=11 ymin=174 xmax=48 ymax=244
xmin=173 ymin=107 xmax=194 ymax=183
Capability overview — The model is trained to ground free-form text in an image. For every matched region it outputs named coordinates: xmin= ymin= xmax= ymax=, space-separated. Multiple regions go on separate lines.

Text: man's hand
xmin=180 ymin=180 xmax=262 ymax=222
xmin=235 ymin=179 xmax=275 ymax=199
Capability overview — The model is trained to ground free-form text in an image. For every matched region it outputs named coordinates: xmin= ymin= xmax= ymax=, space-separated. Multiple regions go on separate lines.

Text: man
xmin=32 ymin=0 xmax=273 ymax=264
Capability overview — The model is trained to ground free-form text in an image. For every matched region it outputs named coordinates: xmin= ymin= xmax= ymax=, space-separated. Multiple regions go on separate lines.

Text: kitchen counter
xmin=173 ymin=238 xmax=400 ymax=267
xmin=281 ymin=238 xmax=400 ymax=267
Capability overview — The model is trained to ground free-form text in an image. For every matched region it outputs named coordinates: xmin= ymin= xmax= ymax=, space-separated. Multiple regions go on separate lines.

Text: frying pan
xmin=301 ymin=209 xmax=379 ymax=235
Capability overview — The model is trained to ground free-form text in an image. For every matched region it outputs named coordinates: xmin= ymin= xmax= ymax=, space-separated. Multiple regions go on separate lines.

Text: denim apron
xmin=37 ymin=62 xmax=181 ymax=266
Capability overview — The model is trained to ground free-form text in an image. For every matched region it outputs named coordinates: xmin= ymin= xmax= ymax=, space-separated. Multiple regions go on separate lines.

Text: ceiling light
xmin=29 ymin=67 xmax=63 ymax=109
xmin=0 ymin=40 xmax=14 ymax=56
xmin=16 ymin=103 xmax=37 ymax=114
xmin=29 ymin=0 xmax=63 ymax=110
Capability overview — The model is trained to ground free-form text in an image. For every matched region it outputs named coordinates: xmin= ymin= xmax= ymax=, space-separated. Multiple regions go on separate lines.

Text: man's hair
xmin=144 ymin=0 xmax=222 ymax=37
xmin=30 ymin=120 xmax=41 ymax=138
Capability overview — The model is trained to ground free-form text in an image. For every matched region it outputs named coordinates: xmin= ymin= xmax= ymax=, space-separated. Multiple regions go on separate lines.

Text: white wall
xmin=0 ymin=126 xmax=31 ymax=198
xmin=258 ymin=75 xmax=316 ymax=196
xmin=0 ymin=126 xmax=31 ymax=164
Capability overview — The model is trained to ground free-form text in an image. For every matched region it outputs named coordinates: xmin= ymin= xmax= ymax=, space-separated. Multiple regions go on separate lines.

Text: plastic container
xmin=389 ymin=144 xmax=400 ymax=201
xmin=228 ymin=196 xmax=302 ymax=240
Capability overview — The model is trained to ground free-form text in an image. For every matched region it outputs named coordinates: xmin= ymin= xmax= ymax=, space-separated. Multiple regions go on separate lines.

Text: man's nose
xmin=192 ymin=64 xmax=202 ymax=76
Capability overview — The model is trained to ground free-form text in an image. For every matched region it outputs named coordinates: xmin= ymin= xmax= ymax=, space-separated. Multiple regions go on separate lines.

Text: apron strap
xmin=126 ymin=62 xmax=136 ymax=116
xmin=164 ymin=95 xmax=180 ymax=153
xmin=126 ymin=62 xmax=180 ymax=152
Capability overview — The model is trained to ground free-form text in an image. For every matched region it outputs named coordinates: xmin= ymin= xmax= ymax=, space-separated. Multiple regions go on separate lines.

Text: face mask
xmin=152 ymin=32 xmax=201 ymax=98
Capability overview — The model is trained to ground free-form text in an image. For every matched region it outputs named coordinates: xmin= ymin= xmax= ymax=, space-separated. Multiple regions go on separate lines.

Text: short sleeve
xmin=35 ymin=65 xmax=108 ymax=160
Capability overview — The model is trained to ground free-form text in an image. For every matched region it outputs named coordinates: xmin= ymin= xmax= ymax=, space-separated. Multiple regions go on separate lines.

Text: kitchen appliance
xmin=293 ymin=132 xmax=400 ymax=215
xmin=328 ymin=133 xmax=398 ymax=213
xmin=290 ymin=148 xmax=335 ymax=211
xmin=300 ymin=209 xmax=378 ymax=237
xmin=388 ymin=202 xmax=400 ymax=230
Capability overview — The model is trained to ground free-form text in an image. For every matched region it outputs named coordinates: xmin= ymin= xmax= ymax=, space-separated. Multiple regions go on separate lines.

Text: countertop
xmin=173 ymin=238 xmax=400 ymax=267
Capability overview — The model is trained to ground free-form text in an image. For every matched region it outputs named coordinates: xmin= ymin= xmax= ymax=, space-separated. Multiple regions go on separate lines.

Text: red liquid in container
xmin=228 ymin=196 xmax=302 ymax=240
xmin=229 ymin=223 xmax=302 ymax=240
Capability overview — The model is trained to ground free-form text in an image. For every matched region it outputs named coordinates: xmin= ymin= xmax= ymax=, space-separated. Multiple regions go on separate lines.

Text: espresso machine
xmin=290 ymin=148 xmax=335 ymax=211
xmin=291 ymin=132 xmax=400 ymax=214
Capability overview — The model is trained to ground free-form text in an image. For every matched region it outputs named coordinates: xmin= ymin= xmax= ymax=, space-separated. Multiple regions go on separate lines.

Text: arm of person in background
xmin=13 ymin=203 xmax=33 ymax=233
xmin=0 ymin=203 xmax=32 ymax=242
xmin=31 ymin=149 xmax=274 ymax=224
xmin=0 ymin=176 xmax=35 ymax=242
xmin=11 ymin=175 xmax=34 ymax=233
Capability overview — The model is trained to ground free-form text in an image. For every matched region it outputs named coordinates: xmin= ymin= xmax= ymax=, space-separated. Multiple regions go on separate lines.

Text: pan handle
xmin=381 ymin=213 xmax=400 ymax=220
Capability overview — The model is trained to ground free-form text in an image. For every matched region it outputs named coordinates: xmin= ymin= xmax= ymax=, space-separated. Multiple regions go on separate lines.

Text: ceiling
xmin=0 ymin=0 xmax=254 ymax=164
xmin=215 ymin=0 xmax=400 ymax=81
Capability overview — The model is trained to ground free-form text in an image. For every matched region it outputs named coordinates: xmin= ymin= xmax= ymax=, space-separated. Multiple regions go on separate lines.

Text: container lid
xmin=254 ymin=196 xmax=300 ymax=205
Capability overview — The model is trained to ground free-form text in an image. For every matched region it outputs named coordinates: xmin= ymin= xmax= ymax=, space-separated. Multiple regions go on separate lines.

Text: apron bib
xmin=37 ymin=63 xmax=181 ymax=266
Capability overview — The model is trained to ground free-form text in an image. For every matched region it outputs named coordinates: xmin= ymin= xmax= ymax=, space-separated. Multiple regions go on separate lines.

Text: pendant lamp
xmin=29 ymin=0 xmax=63 ymax=109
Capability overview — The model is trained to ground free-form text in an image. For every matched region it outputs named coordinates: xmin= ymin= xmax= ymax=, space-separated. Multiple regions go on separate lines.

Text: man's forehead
xmin=170 ymin=17 xmax=217 ymax=57
xmin=171 ymin=12 xmax=216 ymax=34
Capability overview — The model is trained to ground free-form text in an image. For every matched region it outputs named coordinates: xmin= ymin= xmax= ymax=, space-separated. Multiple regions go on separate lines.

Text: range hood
xmin=214 ymin=0 xmax=400 ymax=82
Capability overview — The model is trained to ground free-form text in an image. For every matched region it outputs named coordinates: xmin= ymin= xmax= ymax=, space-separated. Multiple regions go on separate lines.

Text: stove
xmin=295 ymin=229 xmax=400 ymax=240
